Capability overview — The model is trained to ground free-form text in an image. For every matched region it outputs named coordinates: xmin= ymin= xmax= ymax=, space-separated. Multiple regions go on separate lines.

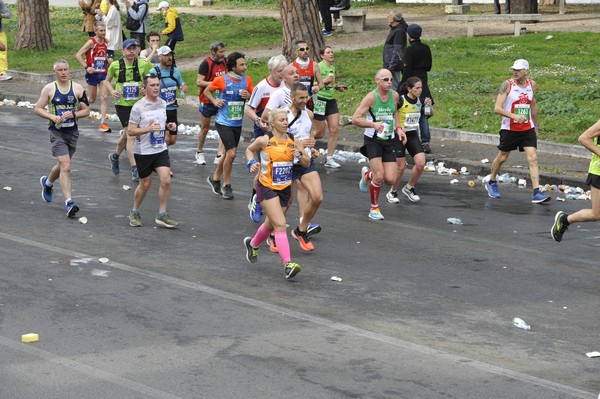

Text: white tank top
xmin=285 ymin=106 xmax=312 ymax=140
xmin=501 ymin=78 xmax=534 ymax=132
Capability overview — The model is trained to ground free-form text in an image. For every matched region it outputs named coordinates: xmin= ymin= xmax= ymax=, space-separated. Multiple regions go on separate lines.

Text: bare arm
xmin=351 ymin=92 xmax=378 ymax=129
xmin=494 ymin=80 xmax=527 ymax=123
xmin=196 ymin=73 xmax=211 ymax=89
xmin=578 ymin=119 xmax=600 ymax=158
xmin=75 ymin=40 xmax=94 ymax=72
xmin=35 ymin=84 xmax=62 ymax=124
xmin=312 ymin=63 xmax=324 ymax=94
xmin=245 ymin=135 xmax=268 ymax=174
xmin=294 ymin=137 xmax=311 ymax=168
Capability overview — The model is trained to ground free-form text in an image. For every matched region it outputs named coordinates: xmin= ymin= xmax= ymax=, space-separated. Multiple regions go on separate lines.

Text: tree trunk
xmin=15 ymin=0 xmax=53 ymax=50
xmin=511 ymin=0 xmax=538 ymax=14
xmin=280 ymin=0 xmax=324 ymax=61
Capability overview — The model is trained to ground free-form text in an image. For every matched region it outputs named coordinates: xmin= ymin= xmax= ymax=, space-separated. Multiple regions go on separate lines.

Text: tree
xmin=511 ymin=0 xmax=538 ymax=14
xmin=15 ymin=0 xmax=53 ymax=50
xmin=279 ymin=0 xmax=324 ymax=61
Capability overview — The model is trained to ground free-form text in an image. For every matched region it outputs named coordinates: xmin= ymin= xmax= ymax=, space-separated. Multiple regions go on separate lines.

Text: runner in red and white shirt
xmin=291 ymin=39 xmax=324 ymax=110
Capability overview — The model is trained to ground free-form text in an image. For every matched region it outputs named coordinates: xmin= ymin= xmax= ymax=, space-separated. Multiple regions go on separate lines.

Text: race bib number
xmin=513 ymin=104 xmax=530 ymax=122
xmin=150 ymin=129 xmax=165 ymax=147
xmin=160 ymin=87 xmax=177 ymax=105
xmin=123 ymin=82 xmax=140 ymax=101
xmin=228 ymin=101 xmax=244 ymax=121
xmin=93 ymin=57 xmax=106 ymax=72
xmin=272 ymin=161 xmax=293 ymax=186
xmin=313 ymin=98 xmax=326 ymax=116
xmin=404 ymin=112 xmax=420 ymax=130
xmin=56 ymin=108 xmax=75 ymax=128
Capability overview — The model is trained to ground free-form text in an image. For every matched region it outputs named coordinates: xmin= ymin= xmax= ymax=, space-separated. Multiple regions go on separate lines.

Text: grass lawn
xmin=3 ymin=4 xmax=600 ymax=143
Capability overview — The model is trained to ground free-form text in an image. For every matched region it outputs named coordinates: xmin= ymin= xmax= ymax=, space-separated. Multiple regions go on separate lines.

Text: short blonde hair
xmin=268 ymin=108 xmax=287 ymax=127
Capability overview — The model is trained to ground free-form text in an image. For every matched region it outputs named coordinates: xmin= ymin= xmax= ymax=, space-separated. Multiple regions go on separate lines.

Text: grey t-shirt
xmin=129 ymin=97 xmax=168 ymax=155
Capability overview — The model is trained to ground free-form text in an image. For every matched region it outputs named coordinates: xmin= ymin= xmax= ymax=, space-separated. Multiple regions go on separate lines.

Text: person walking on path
xmin=195 ymin=41 xmax=227 ymax=165
xmin=35 ymin=59 xmax=90 ymax=218
xmin=125 ymin=0 xmax=149 ymax=50
xmin=204 ymin=51 xmax=254 ymax=200
xmin=383 ymin=8 xmax=408 ymax=92
xmin=0 ymin=0 xmax=12 ymax=81
xmin=243 ymin=107 xmax=311 ymax=280
xmin=75 ymin=21 xmax=111 ymax=133
xmin=387 ymin=77 xmax=429 ymax=204
xmin=399 ymin=24 xmax=433 ymax=153
xmin=127 ymin=73 xmax=178 ymax=229
xmin=551 ymin=119 xmax=600 ymax=242
xmin=353 ymin=69 xmax=405 ymax=221
xmin=156 ymin=1 xmax=184 ymax=52
xmin=485 ymin=58 xmax=550 ymax=204
xmin=96 ymin=0 xmax=122 ymax=64
xmin=314 ymin=46 xmax=347 ymax=169
xmin=105 ymin=38 xmax=154 ymax=181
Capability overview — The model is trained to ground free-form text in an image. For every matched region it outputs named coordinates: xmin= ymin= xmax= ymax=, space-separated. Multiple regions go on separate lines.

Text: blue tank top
xmin=215 ymin=74 xmax=247 ymax=127
xmin=49 ymin=81 xmax=78 ymax=133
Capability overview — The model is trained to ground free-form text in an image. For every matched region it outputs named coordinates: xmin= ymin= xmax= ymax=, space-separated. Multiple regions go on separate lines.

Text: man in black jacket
xmin=383 ymin=9 xmax=408 ymax=92
xmin=400 ymin=24 xmax=433 ymax=153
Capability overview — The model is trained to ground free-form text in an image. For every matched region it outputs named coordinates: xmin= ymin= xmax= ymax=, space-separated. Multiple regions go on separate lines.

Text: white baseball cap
xmin=157 ymin=45 xmax=174 ymax=56
xmin=156 ymin=1 xmax=169 ymax=10
xmin=510 ymin=59 xmax=529 ymax=70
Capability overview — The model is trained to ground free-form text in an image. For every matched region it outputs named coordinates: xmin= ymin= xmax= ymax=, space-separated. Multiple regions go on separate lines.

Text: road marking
xmin=0 ymin=231 xmax=594 ymax=399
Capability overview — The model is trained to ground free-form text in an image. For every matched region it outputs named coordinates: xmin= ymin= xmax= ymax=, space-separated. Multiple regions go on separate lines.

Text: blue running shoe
xmin=249 ymin=194 xmax=262 ymax=223
xmin=322 ymin=30 xmax=333 ymax=37
xmin=532 ymin=191 xmax=551 ymax=204
xmin=485 ymin=180 xmax=501 ymax=198
xmin=306 ymin=223 xmax=321 ymax=238
xmin=40 ymin=175 xmax=53 ymax=203
xmin=65 ymin=200 xmax=79 ymax=218
xmin=108 ymin=153 xmax=120 ymax=175
xmin=368 ymin=207 xmax=384 ymax=220
xmin=359 ymin=166 xmax=371 ymax=192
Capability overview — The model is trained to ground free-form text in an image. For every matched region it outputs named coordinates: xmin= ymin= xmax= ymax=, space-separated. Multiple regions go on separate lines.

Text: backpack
xmin=125 ymin=0 xmax=148 ymax=31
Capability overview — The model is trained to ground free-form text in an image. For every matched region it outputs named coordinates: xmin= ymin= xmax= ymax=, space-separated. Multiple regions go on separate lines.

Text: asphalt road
xmin=1 ymin=106 xmax=599 ymax=399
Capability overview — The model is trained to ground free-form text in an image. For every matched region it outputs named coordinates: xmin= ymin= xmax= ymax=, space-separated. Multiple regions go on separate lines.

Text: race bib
xmin=160 ymin=87 xmax=177 ymax=105
xmin=404 ymin=112 xmax=420 ymax=130
xmin=272 ymin=161 xmax=293 ymax=186
xmin=56 ymin=108 xmax=75 ymax=128
xmin=123 ymin=82 xmax=140 ymax=101
xmin=513 ymin=104 xmax=530 ymax=122
xmin=150 ymin=129 xmax=165 ymax=147
xmin=313 ymin=98 xmax=326 ymax=116
xmin=93 ymin=57 xmax=106 ymax=72
xmin=228 ymin=101 xmax=244 ymax=121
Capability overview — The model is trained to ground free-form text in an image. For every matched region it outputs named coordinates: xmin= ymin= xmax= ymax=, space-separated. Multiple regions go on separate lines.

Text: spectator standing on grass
xmin=383 ymin=8 xmax=408 ymax=92
xmin=485 ymin=58 xmax=550 ymax=204
xmin=156 ymin=1 xmax=184 ymax=52
xmin=318 ymin=0 xmax=334 ymax=37
xmin=140 ymin=32 xmax=161 ymax=66
xmin=0 ymin=0 xmax=11 ymax=81
xmin=551 ymin=119 xmax=600 ymax=242
xmin=399 ymin=24 xmax=433 ymax=154
xmin=78 ymin=0 xmax=101 ymax=37
xmin=125 ymin=0 xmax=149 ymax=50
xmin=96 ymin=0 xmax=122 ymax=63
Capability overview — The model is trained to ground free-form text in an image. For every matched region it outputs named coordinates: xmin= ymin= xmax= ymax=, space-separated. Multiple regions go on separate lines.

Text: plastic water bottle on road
xmin=512 ymin=317 xmax=531 ymax=331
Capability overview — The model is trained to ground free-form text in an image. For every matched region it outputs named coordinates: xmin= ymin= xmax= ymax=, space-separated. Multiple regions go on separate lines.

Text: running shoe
xmin=402 ymin=185 xmax=421 ymax=202
xmin=532 ymin=191 xmax=551 ymax=204
xmin=306 ymin=223 xmax=321 ymax=238
xmin=267 ymin=235 xmax=279 ymax=253
xmin=108 ymin=153 xmax=120 ymax=175
xmin=485 ymin=180 xmax=501 ymax=198
xmin=422 ymin=142 xmax=431 ymax=154
xmin=131 ymin=166 xmax=140 ymax=182
xmin=244 ymin=237 xmax=258 ymax=263
xmin=322 ymin=30 xmax=333 ymax=37
xmin=325 ymin=158 xmax=341 ymax=168
xmin=65 ymin=200 xmax=79 ymax=218
xmin=249 ymin=194 xmax=262 ymax=223
xmin=0 ymin=74 xmax=13 ymax=81
xmin=551 ymin=211 xmax=568 ymax=242
xmin=213 ymin=154 xmax=222 ymax=165
xmin=359 ymin=166 xmax=371 ymax=192
xmin=291 ymin=227 xmax=315 ymax=251
xmin=207 ymin=175 xmax=222 ymax=195
xmin=284 ymin=262 xmax=301 ymax=279
xmin=129 ymin=211 xmax=142 ymax=227
xmin=195 ymin=152 xmax=206 ymax=165
xmin=368 ymin=207 xmax=384 ymax=220
xmin=40 ymin=175 xmax=53 ymax=203
xmin=386 ymin=189 xmax=400 ymax=204
xmin=155 ymin=213 xmax=178 ymax=228
xmin=222 ymin=184 xmax=234 ymax=200
xmin=99 ymin=122 xmax=112 ymax=133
